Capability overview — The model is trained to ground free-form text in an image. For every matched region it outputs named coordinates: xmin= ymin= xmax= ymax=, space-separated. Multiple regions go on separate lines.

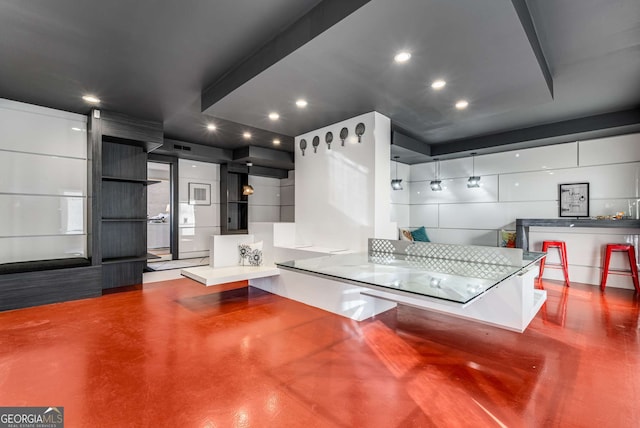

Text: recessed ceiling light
xmin=82 ymin=95 xmax=100 ymax=104
xmin=71 ymin=127 xmax=82 ymax=131
xmin=268 ymin=112 xmax=279 ymax=120
xmin=394 ymin=51 xmax=411 ymax=63
xmin=273 ymin=138 xmax=281 ymax=145
xmin=296 ymin=99 xmax=308 ymax=108
xmin=243 ymin=132 xmax=251 ymax=139
xmin=206 ymin=123 xmax=216 ymax=131
xmin=455 ymin=100 xmax=469 ymax=110
xmin=431 ymin=79 xmax=446 ymax=90
xmin=191 ymin=165 xmax=197 ymax=168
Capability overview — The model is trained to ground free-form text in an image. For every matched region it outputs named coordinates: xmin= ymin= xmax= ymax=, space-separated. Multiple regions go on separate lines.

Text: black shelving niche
xmin=91 ymin=110 xmax=163 ymax=289
xmin=220 ymin=163 xmax=249 ymax=234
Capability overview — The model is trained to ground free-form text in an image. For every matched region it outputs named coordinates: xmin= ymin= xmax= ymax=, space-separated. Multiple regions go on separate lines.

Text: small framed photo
xmin=188 ymin=182 xmax=211 ymax=206
xmin=559 ymin=183 xmax=589 ymax=217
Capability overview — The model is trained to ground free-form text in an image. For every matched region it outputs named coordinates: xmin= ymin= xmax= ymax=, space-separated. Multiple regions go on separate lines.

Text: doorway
xmin=147 ymin=162 xmax=172 ymax=261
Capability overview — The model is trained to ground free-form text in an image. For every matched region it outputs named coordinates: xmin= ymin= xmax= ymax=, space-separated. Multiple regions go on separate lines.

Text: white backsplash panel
xmin=0 ymin=151 xmax=86 ymax=196
xmin=408 ymin=204 xmax=439 ymax=228
xmin=179 ymin=226 xmax=220 ymax=258
xmin=439 ymin=202 xmax=557 ymax=230
xmin=409 ymin=142 xmax=578 ymax=181
xmin=0 ymin=98 xmax=87 ymax=158
xmin=410 ymin=175 xmax=498 ymax=204
xmin=0 ymin=195 xmax=86 ymax=236
xmin=249 ymin=205 xmax=280 ymax=222
xmin=475 ymin=142 xmax=578 ymax=176
xmin=280 ymin=206 xmax=295 ymax=222
xmin=499 ymin=163 xmax=640 ymax=202
xmin=0 ymin=235 xmax=87 ymax=263
xmin=579 ymin=133 xmax=640 ymax=166
xmin=280 ymin=185 xmax=295 ymax=206
xmin=0 ymin=98 xmax=88 ymax=263
xmin=390 ymin=204 xmax=409 ymax=228
xmin=178 ymin=203 xmax=221 ymax=228
xmin=247 ymin=182 xmax=281 ymax=206
xmin=423 ymin=228 xmax=499 ymax=247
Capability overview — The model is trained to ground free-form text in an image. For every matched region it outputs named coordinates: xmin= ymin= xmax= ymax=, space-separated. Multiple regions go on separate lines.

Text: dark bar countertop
xmin=515 ymin=218 xmax=640 ymax=251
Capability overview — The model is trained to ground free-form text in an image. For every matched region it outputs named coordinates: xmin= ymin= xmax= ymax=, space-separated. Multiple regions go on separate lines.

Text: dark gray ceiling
xmin=0 ymin=0 xmax=323 ymax=155
xmin=1 ymin=0 xmax=639 ymax=166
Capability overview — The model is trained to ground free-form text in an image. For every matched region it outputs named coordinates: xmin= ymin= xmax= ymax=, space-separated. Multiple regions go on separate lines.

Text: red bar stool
xmin=600 ymin=244 xmax=640 ymax=293
xmin=538 ymin=240 xmax=570 ymax=286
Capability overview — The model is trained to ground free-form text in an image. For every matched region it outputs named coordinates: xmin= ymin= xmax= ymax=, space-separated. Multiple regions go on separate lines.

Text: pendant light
xmin=242 ymin=162 xmax=254 ymax=195
xmin=242 ymin=185 xmax=254 ymax=196
xmin=467 ymin=152 xmax=481 ymax=188
xmin=430 ymin=158 xmax=442 ymax=191
xmin=391 ymin=156 xmax=403 ymax=190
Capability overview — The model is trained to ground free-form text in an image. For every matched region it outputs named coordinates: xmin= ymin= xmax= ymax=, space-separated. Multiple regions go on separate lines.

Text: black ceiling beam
xmin=154 ymin=138 xmax=233 ymax=163
xmin=391 ymin=130 xmax=431 ymax=156
xmin=511 ymin=0 xmax=554 ymax=98
xmin=201 ymin=0 xmax=372 ymax=113
xmin=431 ymin=108 xmax=640 ymax=157
xmin=233 ymin=146 xmax=294 ymax=170
xmin=248 ymin=165 xmax=289 ymax=179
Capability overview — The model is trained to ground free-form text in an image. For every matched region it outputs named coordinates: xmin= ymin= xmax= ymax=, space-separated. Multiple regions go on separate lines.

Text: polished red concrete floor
xmin=1 ymin=278 xmax=639 ymax=427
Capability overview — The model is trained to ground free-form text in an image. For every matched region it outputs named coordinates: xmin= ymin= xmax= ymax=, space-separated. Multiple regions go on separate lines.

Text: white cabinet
xmin=147 ymin=223 xmax=170 ymax=249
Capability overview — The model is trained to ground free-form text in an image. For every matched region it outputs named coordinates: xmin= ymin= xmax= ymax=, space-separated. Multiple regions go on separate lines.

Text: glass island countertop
xmin=276 ymin=251 xmax=545 ymax=305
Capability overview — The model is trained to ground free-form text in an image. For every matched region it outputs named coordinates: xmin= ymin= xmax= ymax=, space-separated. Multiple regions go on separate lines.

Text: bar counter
xmin=516 ymin=218 xmax=640 ymax=251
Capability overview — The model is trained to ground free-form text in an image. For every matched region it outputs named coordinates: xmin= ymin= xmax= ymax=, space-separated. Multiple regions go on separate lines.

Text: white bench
xmin=180 ymin=224 xmax=356 ymax=287
xmin=181 ymin=234 xmax=280 ymax=286
xmin=181 ymin=264 xmax=280 ymax=286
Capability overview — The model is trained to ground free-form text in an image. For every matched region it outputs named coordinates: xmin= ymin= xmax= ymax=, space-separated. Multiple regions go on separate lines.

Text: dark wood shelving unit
xmin=220 ymin=163 xmax=249 ymax=235
xmin=102 ymin=176 xmax=161 ymax=185
xmin=90 ymin=109 xmax=163 ymax=289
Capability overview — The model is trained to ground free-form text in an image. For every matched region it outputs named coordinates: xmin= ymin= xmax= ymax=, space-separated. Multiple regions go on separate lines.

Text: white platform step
xmin=181 ymin=265 xmax=280 ymax=286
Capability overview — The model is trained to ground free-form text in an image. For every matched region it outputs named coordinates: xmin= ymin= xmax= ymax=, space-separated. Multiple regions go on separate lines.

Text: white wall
xmin=0 ymin=98 xmax=87 ymax=263
xmin=147 ymin=163 xmax=170 ymax=217
xmin=178 ymin=159 xmax=220 ymax=259
xmin=177 ymin=159 xmax=292 ymax=258
xmin=408 ymin=133 xmax=640 ymax=288
xmin=294 ymin=111 xmax=393 ymax=252
xmin=390 ymin=160 xmax=410 ymax=229
xmin=248 ymin=175 xmax=281 ymax=222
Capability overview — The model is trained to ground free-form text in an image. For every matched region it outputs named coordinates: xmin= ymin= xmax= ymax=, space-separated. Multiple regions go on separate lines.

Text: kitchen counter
xmin=516 ymin=218 xmax=640 ymax=251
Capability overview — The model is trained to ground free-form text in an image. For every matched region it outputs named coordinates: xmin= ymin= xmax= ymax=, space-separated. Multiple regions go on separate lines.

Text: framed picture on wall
xmin=188 ymin=182 xmax=211 ymax=206
xmin=559 ymin=182 xmax=589 ymax=217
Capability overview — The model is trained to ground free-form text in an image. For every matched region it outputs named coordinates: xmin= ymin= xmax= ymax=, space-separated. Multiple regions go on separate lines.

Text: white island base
xmin=250 ymin=265 xmax=546 ymax=333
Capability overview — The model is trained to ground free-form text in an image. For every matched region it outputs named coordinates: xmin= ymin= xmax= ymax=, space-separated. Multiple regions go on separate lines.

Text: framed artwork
xmin=188 ymin=182 xmax=211 ymax=205
xmin=559 ymin=183 xmax=589 ymax=217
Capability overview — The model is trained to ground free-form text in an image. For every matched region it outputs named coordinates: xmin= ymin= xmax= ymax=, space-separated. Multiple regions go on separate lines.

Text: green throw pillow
xmin=411 ymin=226 xmax=430 ymax=242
